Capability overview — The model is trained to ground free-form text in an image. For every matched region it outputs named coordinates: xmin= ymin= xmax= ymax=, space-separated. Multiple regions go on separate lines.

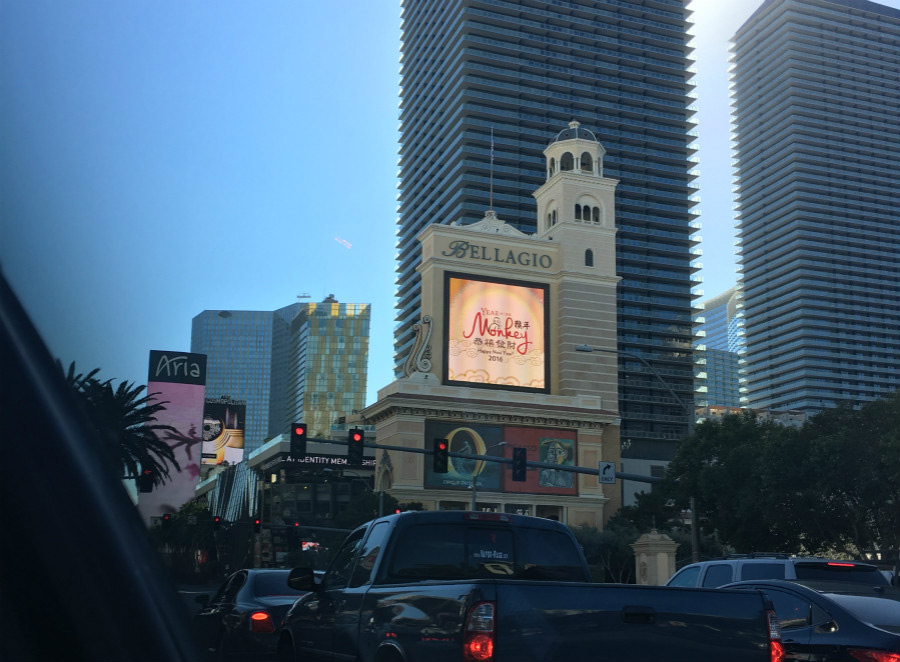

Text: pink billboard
xmin=443 ymin=273 xmax=549 ymax=392
xmin=137 ymin=351 xmax=206 ymax=524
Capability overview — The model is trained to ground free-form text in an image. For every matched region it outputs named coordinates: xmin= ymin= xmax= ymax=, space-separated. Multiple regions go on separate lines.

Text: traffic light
xmin=512 ymin=447 xmax=527 ymax=482
xmin=253 ymin=517 xmax=261 ymax=533
xmin=291 ymin=423 xmax=307 ymax=457
xmin=161 ymin=513 xmax=172 ymax=527
xmin=433 ymin=438 xmax=449 ymax=473
xmin=213 ymin=516 xmax=222 ymax=529
xmin=347 ymin=428 xmax=364 ymax=466
xmin=138 ymin=467 xmax=155 ymax=493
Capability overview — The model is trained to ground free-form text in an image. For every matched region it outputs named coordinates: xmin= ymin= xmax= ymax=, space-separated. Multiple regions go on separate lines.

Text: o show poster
xmin=137 ymin=350 xmax=207 ymax=524
xmin=444 ymin=273 xmax=549 ymax=392
xmin=424 ymin=421 xmax=505 ymax=491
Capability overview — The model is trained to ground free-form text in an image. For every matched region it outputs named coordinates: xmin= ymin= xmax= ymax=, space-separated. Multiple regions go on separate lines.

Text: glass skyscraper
xmin=732 ymin=0 xmax=900 ymax=412
xmin=696 ymin=287 xmax=741 ymax=407
xmin=191 ymin=297 xmax=371 ymax=453
xmin=397 ymin=0 xmax=698 ymax=466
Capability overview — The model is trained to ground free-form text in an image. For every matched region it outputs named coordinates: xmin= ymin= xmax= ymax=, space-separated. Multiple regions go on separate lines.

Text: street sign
xmin=598 ymin=462 xmax=616 ymax=484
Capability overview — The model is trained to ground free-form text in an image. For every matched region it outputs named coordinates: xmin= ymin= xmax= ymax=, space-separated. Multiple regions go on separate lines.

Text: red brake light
xmin=249 ymin=611 xmax=274 ymax=634
xmin=766 ymin=609 xmax=784 ymax=662
xmin=848 ymin=651 xmax=900 ymax=662
xmin=826 ymin=562 xmax=856 ymax=567
xmin=464 ymin=602 xmax=495 ymax=662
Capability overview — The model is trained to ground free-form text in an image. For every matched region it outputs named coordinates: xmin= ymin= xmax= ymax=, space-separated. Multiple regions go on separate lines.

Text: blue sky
xmin=3 ymin=0 xmax=897 ymax=406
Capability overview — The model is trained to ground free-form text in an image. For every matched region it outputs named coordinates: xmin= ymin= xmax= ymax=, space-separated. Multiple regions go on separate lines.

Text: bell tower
xmin=533 ymin=121 xmax=620 ymax=399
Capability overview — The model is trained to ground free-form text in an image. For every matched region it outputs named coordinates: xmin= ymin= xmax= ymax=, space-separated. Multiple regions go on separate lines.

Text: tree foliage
xmin=665 ymin=392 xmax=900 ymax=558
xmin=61 ymin=361 xmax=179 ymax=486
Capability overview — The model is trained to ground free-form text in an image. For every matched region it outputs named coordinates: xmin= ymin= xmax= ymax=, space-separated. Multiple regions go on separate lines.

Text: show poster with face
xmin=201 ymin=397 xmax=246 ymax=465
xmin=444 ymin=273 xmax=548 ymax=392
xmin=423 ymin=421 xmax=505 ymax=491
xmin=137 ymin=351 xmax=207 ymax=524
xmin=503 ymin=426 xmax=578 ymax=496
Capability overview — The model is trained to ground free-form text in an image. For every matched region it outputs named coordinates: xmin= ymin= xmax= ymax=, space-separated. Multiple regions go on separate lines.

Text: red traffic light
xmin=438 ymin=440 xmax=447 ymax=451
xmin=294 ymin=424 xmax=307 ymax=436
xmin=350 ymin=431 xmax=363 ymax=442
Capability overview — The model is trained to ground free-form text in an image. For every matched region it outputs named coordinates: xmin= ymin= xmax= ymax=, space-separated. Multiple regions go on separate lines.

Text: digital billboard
xmin=201 ymin=396 xmax=246 ymax=465
xmin=443 ymin=273 xmax=549 ymax=392
xmin=137 ymin=351 xmax=207 ymax=523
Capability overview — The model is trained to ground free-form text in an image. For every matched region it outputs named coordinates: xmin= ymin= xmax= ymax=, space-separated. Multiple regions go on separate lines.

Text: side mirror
xmin=288 ymin=567 xmax=317 ymax=592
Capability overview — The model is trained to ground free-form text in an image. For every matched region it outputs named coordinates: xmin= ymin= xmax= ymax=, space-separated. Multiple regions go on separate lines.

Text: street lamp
xmin=575 ymin=343 xmax=700 ymax=562
xmin=470 ymin=442 xmax=507 ymax=511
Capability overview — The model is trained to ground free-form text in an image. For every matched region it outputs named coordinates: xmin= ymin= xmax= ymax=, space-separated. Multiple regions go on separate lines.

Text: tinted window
xmin=667 ymin=566 xmax=701 ymax=587
xmin=387 ymin=524 xmax=586 ymax=582
xmin=250 ymin=572 xmax=305 ymax=597
xmin=741 ymin=563 xmax=786 ymax=581
xmin=702 ymin=564 xmax=734 ymax=587
xmin=324 ymin=529 xmax=365 ymax=590
xmin=794 ymin=563 xmax=888 ymax=585
xmin=765 ymin=589 xmax=810 ymax=630
xmin=350 ymin=521 xmax=390 ymax=588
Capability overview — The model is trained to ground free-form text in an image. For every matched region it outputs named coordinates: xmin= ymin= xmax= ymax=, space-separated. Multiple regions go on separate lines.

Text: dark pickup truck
xmin=278 ymin=511 xmax=783 ymax=662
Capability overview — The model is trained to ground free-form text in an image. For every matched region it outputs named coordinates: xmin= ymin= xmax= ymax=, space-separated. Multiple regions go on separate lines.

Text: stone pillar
xmin=631 ymin=529 xmax=679 ymax=586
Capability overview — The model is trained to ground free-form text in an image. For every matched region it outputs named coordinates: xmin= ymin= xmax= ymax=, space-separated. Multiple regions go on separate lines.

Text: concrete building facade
xmin=732 ymin=0 xmax=900 ymax=411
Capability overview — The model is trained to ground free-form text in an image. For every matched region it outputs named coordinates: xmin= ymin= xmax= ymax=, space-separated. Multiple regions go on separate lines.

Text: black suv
xmin=665 ymin=554 xmax=889 ymax=588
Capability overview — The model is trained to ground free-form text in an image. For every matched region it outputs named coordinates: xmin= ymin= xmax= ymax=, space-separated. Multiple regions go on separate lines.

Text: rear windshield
xmin=251 ymin=572 xmax=306 ymax=597
xmin=794 ymin=563 xmax=888 ymax=585
xmin=827 ymin=594 xmax=900 ymax=634
xmin=385 ymin=524 xmax=588 ymax=583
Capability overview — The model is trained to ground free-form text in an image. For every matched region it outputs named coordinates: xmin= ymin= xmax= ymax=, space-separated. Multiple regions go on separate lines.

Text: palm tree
xmin=61 ymin=362 xmax=180 ymax=487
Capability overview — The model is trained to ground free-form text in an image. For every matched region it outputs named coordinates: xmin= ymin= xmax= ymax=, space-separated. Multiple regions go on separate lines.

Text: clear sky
xmin=3 ymin=0 xmax=898 ymax=407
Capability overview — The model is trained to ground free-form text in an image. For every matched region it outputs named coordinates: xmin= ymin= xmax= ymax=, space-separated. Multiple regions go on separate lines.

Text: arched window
xmin=592 ymin=207 xmax=600 ymax=223
xmin=552 ymin=209 xmax=557 ymax=225
xmin=560 ymin=152 xmax=574 ymax=171
xmin=581 ymin=152 xmax=593 ymax=173
xmin=585 ymin=249 xmax=594 ymax=267
xmin=574 ymin=205 xmax=581 ymax=220
xmin=549 ymin=157 xmax=556 ymax=175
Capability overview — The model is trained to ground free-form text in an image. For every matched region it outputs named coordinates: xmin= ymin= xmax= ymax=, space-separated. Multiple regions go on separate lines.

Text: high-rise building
xmin=696 ymin=288 xmax=741 ymax=408
xmin=191 ymin=297 xmax=370 ymax=454
xmin=731 ymin=0 xmax=900 ymax=412
xmin=397 ymin=0 xmax=699 ymax=475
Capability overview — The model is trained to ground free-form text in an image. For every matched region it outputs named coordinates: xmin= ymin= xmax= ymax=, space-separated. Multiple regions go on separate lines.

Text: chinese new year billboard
xmin=443 ymin=273 xmax=549 ymax=392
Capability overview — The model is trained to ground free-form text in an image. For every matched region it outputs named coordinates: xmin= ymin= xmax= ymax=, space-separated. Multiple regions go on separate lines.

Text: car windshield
xmin=794 ymin=563 xmax=888 ymax=585
xmin=826 ymin=594 xmax=900 ymax=634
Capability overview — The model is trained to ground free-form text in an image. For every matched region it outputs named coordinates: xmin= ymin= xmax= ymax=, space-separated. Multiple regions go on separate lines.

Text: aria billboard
xmin=443 ymin=273 xmax=549 ymax=392
xmin=138 ymin=351 xmax=207 ymax=523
